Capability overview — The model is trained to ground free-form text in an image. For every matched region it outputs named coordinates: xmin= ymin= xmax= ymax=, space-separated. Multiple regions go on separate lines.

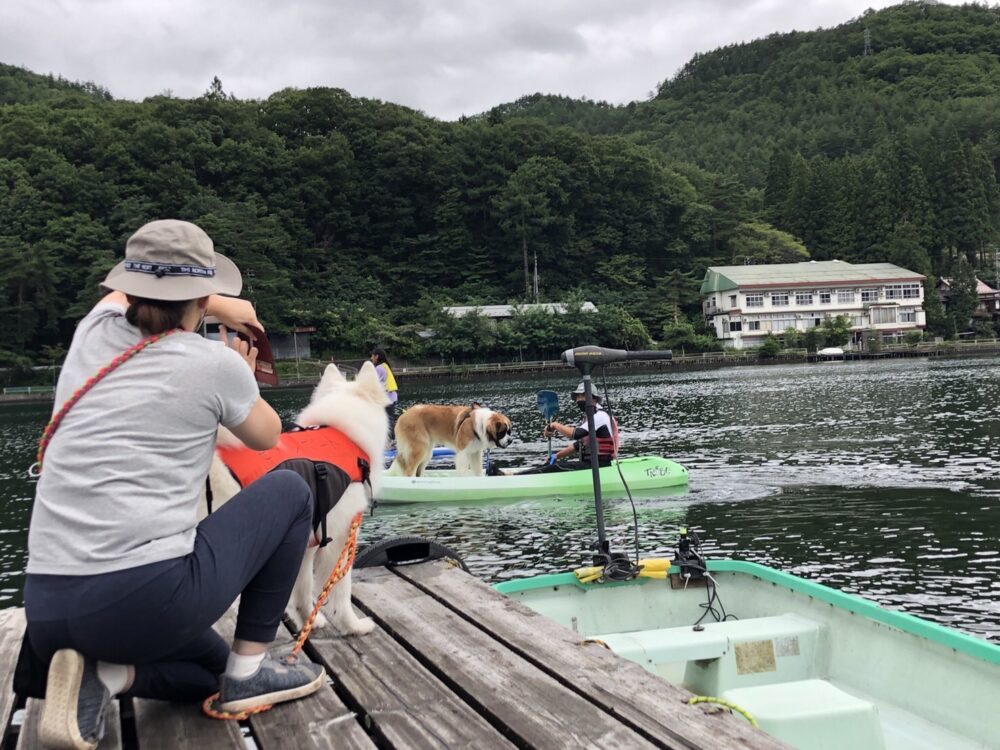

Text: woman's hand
xmin=219 ymin=324 xmax=259 ymax=374
xmin=207 ymin=296 xmax=263 ymax=337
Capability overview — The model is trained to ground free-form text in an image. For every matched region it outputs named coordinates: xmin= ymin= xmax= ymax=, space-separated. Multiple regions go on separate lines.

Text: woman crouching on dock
xmin=24 ymin=220 xmax=323 ymax=749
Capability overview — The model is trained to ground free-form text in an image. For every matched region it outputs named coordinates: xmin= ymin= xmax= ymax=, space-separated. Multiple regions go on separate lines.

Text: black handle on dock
xmin=561 ymin=345 xmax=672 ymax=368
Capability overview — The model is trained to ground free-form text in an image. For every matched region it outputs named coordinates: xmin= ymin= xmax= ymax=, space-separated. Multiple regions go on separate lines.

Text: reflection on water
xmin=2 ymin=358 xmax=998 ymax=640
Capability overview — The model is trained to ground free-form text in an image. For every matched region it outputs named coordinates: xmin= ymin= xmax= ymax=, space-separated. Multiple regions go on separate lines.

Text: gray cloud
xmin=0 ymin=0 xmax=960 ymax=119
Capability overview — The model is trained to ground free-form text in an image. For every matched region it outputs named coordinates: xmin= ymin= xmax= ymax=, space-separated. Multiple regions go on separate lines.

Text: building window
xmin=837 ymin=290 xmax=855 ymax=304
xmin=871 ymin=307 xmax=896 ymax=325
xmin=745 ymin=294 xmax=764 ymax=308
xmin=772 ymin=293 xmax=789 ymax=306
xmin=819 ymin=292 xmax=832 ymax=304
xmin=795 ymin=292 xmax=813 ymax=305
xmin=746 ymin=320 xmax=761 ymax=331
xmin=852 ymin=315 xmax=865 ymax=327
xmin=899 ymin=309 xmax=916 ymax=323
xmin=729 ymin=321 xmax=742 ymax=332
xmin=729 ymin=295 xmax=737 ymax=307
xmin=861 ymin=288 xmax=879 ymax=303
xmin=885 ymin=283 xmax=921 ymax=300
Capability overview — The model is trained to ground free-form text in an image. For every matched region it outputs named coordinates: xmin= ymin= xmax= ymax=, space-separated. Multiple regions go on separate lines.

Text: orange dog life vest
xmin=215 ymin=425 xmax=371 ymax=546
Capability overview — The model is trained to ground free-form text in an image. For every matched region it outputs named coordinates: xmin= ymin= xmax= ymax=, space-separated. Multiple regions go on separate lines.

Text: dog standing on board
xmin=388 ymin=403 xmax=514 ymax=477
xmin=204 ymin=361 xmax=388 ymax=636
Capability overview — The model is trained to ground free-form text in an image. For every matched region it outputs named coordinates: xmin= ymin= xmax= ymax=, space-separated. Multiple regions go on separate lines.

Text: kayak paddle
xmin=536 ymin=390 xmax=559 ymax=463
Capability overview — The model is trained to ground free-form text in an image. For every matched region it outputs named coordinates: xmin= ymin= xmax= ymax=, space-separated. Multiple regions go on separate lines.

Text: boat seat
xmin=722 ymin=679 xmax=886 ymax=750
xmin=683 ymin=614 xmax=824 ymax=694
xmin=597 ymin=626 xmax=729 ymax=673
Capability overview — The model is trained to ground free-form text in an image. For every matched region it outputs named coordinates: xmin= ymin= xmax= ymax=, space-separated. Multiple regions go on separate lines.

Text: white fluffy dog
xmin=205 ymin=361 xmax=388 ymax=636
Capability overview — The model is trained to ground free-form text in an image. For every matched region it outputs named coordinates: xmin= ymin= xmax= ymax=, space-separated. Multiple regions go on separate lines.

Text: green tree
xmin=948 ymin=254 xmax=979 ymax=332
xmin=759 ymin=333 xmax=781 ymax=358
xmin=494 ymin=156 xmax=572 ymax=297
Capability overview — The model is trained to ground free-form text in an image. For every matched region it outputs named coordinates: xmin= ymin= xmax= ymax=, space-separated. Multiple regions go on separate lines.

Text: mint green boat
xmin=376 ymin=456 xmax=688 ymax=504
xmin=496 ymin=557 xmax=999 ymax=750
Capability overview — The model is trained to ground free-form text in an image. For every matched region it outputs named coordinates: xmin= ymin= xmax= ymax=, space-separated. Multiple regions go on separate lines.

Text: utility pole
xmin=533 ymin=251 xmax=540 ymax=303
xmin=863 ymin=28 xmax=872 ymax=57
xmin=245 ymin=268 xmax=256 ymax=306
xmin=293 ymin=328 xmax=300 ymax=380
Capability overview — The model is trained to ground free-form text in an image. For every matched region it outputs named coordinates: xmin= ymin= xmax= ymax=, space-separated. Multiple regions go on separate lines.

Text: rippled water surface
xmin=2 ymin=358 xmax=998 ymax=641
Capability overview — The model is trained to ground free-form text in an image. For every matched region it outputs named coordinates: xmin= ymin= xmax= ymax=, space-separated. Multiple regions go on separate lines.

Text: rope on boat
xmin=687 ymin=696 xmax=759 ymax=727
xmin=202 ymin=512 xmax=364 ymax=720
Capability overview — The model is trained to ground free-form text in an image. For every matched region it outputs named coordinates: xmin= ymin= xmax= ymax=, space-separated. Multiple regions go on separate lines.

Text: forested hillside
xmin=4 ymin=2 xmax=1000 ymax=367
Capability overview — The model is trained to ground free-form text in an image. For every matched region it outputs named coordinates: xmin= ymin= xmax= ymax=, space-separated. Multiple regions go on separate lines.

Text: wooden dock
xmin=0 ymin=561 xmax=785 ymax=749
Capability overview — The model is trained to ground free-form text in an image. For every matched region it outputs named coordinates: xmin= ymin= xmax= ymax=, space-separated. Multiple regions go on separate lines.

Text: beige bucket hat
xmin=102 ymin=219 xmax=242 ymax=301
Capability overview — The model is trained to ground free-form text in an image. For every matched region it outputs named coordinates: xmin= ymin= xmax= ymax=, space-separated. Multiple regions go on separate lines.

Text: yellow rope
xmin=687 ymin=695 xmax=759 ymax=727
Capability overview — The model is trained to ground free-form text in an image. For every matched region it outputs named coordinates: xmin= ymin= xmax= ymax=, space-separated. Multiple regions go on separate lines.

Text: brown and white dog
xmin=388 ymin=403 xmax=513 ymax=477
xmin=203 ymin=361 xmax=388 ymax=636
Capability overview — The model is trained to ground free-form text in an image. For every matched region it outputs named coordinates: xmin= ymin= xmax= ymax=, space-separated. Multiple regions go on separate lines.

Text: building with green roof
xmin=700 ymin=261 xmax=926 ymax=350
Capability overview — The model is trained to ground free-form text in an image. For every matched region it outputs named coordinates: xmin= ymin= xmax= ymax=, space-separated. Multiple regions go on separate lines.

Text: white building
xmin=700 ymin=261 xmax=926 ymax=349
xmin=443 ymin=302 xmax=597 ymax=319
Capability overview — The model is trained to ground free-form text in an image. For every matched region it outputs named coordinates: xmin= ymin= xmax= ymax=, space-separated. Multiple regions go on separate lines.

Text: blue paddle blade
xmin=536 ymin=390 xmax=559 ymax=420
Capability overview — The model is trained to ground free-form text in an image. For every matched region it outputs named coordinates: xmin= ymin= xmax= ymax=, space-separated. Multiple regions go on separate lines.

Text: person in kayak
xmin=512 ymin=383 xmax=619 ymax=474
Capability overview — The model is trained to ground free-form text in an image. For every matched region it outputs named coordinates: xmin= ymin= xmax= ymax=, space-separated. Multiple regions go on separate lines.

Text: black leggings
xmin=385 ymin=403 xmax=398 ymax=440
xmin=24 ymin=470 xmax=312 ymax=701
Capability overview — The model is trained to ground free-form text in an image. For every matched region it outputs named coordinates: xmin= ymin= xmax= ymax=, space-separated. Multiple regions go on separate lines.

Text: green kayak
xmin=376 ymin=456 xmax=688 ymax=504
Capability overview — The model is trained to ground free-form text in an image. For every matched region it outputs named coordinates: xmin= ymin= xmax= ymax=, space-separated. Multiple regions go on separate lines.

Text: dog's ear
xmin=356 ymin=361 xmax=387 ymax=401
xmin=323 ymin=363 xmax=346 ymax=383
xmin=311 ymin=363 xmax=346 ymax=402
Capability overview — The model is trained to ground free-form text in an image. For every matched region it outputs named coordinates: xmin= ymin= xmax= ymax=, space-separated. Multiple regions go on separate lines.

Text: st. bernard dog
xmin=389 ymin=403 xmax=513 ymax=477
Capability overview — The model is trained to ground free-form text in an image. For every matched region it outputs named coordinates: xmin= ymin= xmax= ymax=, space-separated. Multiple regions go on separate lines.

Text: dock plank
xmin=396 ymin=561 xmax=788 ymax=750
xmin=308 ymin=616 xmax=516 ymax=749
xmin=352 ymin=566 xmax=657 ymax=749
xmin=16 ymin=698 xmax=122 ymax=750
xmin=132 ymin=699 xmax=243 ymax=750
xmin=0 ymin=608 xmax=26 ymax=741
xmin=249 ymin=685 xmax=375 ymax=750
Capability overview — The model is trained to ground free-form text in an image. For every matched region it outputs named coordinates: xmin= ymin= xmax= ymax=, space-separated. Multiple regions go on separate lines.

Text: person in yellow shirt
xmin=370 ymin=346 xmax=398 ymax=440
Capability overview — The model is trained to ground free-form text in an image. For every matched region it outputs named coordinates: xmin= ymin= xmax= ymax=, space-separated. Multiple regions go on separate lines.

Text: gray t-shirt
xmin=27 ymin=301 xmax=259 ymax=576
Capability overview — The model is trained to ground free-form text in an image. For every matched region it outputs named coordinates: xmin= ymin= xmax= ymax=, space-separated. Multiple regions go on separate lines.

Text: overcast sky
xmin=1 ymin=1 xmax=958 ymax=120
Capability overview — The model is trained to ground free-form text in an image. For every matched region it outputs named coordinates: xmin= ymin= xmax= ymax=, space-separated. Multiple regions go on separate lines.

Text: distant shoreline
xmin=5 ymin=343 xmax=999 ymax=404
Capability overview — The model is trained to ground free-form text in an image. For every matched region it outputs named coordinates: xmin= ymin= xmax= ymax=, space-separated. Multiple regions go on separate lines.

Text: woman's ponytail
xmin=125 ymin=297 xmax=192 ymax=334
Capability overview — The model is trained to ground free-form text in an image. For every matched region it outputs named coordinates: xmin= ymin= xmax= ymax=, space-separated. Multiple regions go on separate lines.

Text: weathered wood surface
xmin=307 ymin=619 xmax=516 ymax=749
xmin=131 ymin=698 xmax=243 ymax=750
xmin=2 ymin=559 xmax=786 ymax=749
xmin=353 ymin=566 xmax=658 ymax=749
xmin=0 ymin=608 xmax=25 ymax=742
xmin=395 ymin=562 xmax=788 ymax=750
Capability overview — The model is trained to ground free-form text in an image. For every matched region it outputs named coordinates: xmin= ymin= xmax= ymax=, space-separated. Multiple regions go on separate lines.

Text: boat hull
xmin=375 ymin=456 xmax=688 ymax=504
xmin=495 ymin=561 xmax=999 ymax=750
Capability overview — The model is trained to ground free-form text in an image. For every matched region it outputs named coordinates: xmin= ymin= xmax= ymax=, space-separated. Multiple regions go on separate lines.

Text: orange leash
xmin=202 ymin=512 xmax=364 ymax=720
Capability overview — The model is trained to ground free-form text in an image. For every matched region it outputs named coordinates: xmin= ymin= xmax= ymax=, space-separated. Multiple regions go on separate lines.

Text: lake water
xmin=2 ymin=357 xmax=998 ymax=641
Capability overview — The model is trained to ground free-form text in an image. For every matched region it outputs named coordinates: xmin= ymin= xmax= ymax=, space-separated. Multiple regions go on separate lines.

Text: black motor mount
xmin=672 ymin=527 xmax=707 ymax=582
